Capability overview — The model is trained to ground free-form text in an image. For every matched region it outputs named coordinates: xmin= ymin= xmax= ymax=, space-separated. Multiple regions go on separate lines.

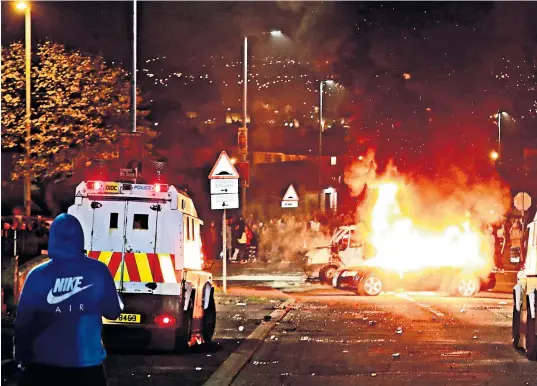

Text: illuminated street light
xmin=490 ymin=150 xmax=499 ymax=161
xmin=15 ymin=1 xmax=32 ymax=216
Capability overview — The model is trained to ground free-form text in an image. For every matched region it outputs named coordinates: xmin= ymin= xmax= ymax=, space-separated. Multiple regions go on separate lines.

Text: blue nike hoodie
xmin=14 ymin=213 xmax=123 ymax=367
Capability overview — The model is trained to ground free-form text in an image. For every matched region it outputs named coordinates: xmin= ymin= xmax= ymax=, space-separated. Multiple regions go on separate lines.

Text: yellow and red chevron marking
xmin=88 ymin=251 xmax=177 ymax=283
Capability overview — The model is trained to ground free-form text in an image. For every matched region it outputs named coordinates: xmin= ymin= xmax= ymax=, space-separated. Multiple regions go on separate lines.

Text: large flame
xmin=363 ymin=182 xmax=494 ymax=277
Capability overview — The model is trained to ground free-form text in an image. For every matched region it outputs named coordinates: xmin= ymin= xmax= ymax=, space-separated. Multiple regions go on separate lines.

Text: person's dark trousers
xmin=18 ymin=364 xmax=107 ymax=386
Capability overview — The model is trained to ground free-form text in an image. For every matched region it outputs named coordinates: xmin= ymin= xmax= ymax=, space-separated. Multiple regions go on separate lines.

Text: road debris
xmin=300 ymin=336 xmax=311 ymax=341
xmin=264 ymin=315 xmax=272 ymax=322
xmin=368 ymin=320 xmax=377 ymax=326
xmin=461 ymin=308 xmax=467 ymax=313
xmin=392 ymin=353 xmax=401 ymax=359
xmin=395 ymin=327 xmax=403 ymax=334
xmin=236 ymin=302 xmax=247 ymax=306
xmin=472 ymin=336 xmax=478 ymax=340
xmin=371 ymin=373 xmax=378 ymax=377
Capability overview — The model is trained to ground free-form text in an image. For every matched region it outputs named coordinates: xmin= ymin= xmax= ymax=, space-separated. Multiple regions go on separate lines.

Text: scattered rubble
xmin=395 ymin=327 xmax=403 ymax=334
xmin=392 ymin=353 xmax=400 ymax=359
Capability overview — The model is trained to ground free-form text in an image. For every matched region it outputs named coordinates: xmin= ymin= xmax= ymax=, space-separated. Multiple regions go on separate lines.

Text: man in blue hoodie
xmin=14 ymin=213 xmax=123 ymax=386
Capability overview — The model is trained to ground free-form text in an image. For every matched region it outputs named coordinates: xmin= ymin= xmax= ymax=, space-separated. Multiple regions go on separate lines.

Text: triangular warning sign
xmin=209 ymin=151 xmax=240 ymax=179
xmin=282 ymin=184 xmax=299 ymax=201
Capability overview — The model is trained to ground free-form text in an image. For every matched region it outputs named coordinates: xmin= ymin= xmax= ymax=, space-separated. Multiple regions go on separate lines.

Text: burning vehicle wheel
xmin=525 ymin=297 xmax=537 ymax=361
xmin=454 ymin=276 xmax=479 ymax=297
xmin=358 ymin=274 xmax=383 ymax=296
xmin=319 ymin=265 xmax=339 ymax=285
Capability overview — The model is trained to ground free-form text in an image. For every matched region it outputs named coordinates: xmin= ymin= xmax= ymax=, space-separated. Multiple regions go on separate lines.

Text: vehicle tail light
xmin=154 ymin=184 xmax=169 ymax=193
xmin=154 ymin=314 xmax=177 ymax=327
xmin=87 ymin=181 xmax=102 ymax=190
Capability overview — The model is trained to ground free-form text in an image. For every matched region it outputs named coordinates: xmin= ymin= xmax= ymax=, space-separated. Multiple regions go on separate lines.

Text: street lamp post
xmin=497 ymin=109 xmax=502 ymax=158
xmin=318 ymin=80 xmax=334 ymax=210
xmin=241 ymin=30 xmax=281 ymax=216
xmin=16 ymin=2 xmax=32 ymax=217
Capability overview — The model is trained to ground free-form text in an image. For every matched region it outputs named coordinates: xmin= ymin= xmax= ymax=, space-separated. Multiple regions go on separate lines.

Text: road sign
xmin=281 ymin=200 xmax=298 ymax=208
xmin=211 ymin=193 xmax=239 ymax=210
xmin=514 ymin=192 xmax=532 ymax=212
xmin=210 ymin=179 xmax=239 ymax=194
xmin=209 ymin=151 xmax=240 ymax=179
xmin=282 ymin=185 xmax=299 ymax=201
xmin=281 ymin=184 xmax=299 ymax=208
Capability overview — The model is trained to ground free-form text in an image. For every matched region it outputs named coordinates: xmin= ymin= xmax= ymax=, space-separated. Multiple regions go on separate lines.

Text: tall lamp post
xmin=241 ymin=30 xmax=282 ymax=216
xmin=318 ymin=80 xmax=334 ymax=210
xmin=15 ymin=2 xmax=32 ymax=217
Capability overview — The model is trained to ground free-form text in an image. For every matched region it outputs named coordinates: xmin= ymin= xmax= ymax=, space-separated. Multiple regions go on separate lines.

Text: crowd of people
xmin=202 ymin=212 xmax=354 ymax=265
xmin=1 ymin=216 xmax=51 ymax=264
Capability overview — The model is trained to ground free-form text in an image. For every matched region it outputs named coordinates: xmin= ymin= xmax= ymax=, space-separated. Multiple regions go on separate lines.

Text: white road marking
xmin=397 ymin=293 xmax=445 ymax=317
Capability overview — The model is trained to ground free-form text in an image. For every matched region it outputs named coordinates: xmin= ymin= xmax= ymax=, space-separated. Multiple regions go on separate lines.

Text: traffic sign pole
xmin=222 ymin=208 xmax=227 ymax=294
xmin=209 ymin=151 xmax=240 ymax=295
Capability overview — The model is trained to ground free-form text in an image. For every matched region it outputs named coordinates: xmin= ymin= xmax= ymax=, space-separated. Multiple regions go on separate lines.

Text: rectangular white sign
xmin=210 ymin=179 xmax=239 ymax=195
xmin=211 ymin=193 xmax=239 ymax=210
xmin=281 ymin=200 xmax=298 ymax=208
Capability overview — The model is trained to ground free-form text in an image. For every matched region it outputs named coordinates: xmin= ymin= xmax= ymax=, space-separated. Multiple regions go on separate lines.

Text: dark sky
xmin=2 ymin=1 xmax=536 ymax=173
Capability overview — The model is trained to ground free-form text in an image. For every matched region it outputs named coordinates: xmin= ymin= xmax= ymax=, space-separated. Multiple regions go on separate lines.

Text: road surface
xmin=232 ymin=288 xmax=536 ymax=386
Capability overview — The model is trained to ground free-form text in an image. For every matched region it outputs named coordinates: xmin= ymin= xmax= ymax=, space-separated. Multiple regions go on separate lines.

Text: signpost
xmin=514 ymin=192 xmax=532 ymax=226
xmin=209 ymin=151 xmax=240 ymax=294
xmin=281 ymin=184 xmax=299 ymax=208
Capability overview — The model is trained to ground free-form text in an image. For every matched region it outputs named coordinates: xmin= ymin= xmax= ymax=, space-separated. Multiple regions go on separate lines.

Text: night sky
xmin=2 ymin=1 xmax=536 ymax=177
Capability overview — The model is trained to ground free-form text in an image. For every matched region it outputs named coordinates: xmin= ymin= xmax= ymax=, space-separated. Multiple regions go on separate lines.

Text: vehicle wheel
xmin=175 ymin=297 xmax=194 ymax=352
xmin=454 ymin=276 xmax=479 ymax=297
xmin=319 ymin=265 xmax=339 ymax=285
xmin=358 ymin=274 xmax=383 ymax=296
xmin=525 ymin=297 xmax=537 ymax=361
xmin=202 ymin=295 xmax=217 ymax=345
xmin=512 ymin=291 xmax=521 ymax=348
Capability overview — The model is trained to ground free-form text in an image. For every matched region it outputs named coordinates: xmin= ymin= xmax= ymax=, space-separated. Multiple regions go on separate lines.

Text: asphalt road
xmin=232 ymin=288 xmax=537 ymax=386
xmin=3 ymin=283 xmax=535 ymax=386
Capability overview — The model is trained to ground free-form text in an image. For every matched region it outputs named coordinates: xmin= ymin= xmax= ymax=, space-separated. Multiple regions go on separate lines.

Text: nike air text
xmin=47 ymin=276 xmax=94 ymax=305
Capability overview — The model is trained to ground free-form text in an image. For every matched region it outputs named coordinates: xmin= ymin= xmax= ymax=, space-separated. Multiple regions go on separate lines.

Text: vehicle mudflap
xmin=529 ymin=289 xmax=536 ymax=320
xmin=514 ymin=284 xmax=522 ymax=312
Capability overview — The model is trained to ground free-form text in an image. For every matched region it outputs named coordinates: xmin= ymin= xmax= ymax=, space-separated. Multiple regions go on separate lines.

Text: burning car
xmin=330 ymin=181 xmax=499 ymax=296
